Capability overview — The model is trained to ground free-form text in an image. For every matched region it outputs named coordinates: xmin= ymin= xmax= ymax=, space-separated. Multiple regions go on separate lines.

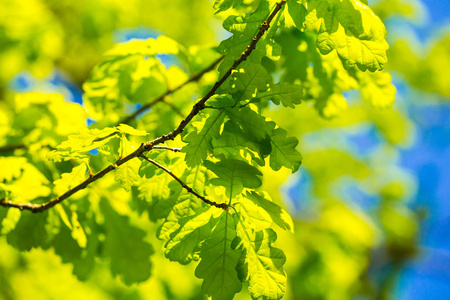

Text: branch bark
xmin=0 ymin=1 xmax=287 ymax=213
xmin=0 ymin=144 xmax=27 ymax=152
xmin=152 ymin=146 xmax=181 ymax=152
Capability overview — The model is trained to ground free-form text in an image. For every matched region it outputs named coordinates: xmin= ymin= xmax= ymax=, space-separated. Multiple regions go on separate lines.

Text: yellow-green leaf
xmin=316 ymin=0 xmax=389 ymax=71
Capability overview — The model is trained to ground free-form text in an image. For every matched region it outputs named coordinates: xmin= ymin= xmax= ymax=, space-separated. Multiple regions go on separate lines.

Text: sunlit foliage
xmin=0 ymin=0 xmax=433 ymax=299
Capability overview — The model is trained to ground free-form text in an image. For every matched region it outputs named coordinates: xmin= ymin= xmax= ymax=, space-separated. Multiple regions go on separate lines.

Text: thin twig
xmin=0 ymin=57 xmax=224 ymax=155
xmin=152 ymin=146 xmax=182 ymax=152
xmin=140 ymin=155 xmax=227 ymax=210
xmin=162 ymin=97 xmax=184 ymax=117
xmin=0 ymin=1 xmax=287 ymax=213
xmin=119 ymin=55 xmax=225 ymax=125
xmin=0 ymin=144 xmax=27 ymax=152
xmin=0 ymin=143 xmax=55 ymax=153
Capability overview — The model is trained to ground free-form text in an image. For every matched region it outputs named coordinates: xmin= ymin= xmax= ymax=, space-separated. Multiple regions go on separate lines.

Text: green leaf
xmin=182 ymin=110 xmax=225 ymax=167
xmin=97 ymin=137 xmax=121 ymax=164
xmin=233 ymin=224 xmax=287 ymax=300
xmin=225 ymin=106 xmax=302 ymax=172
xmin=164 ymin=208 xmax=220 ymax=264
xmin=104 ymin=35 xmax=186 ymax=58
xmin=138 ymin=175 xmax=177 ymax=219
xmin=316 ymin=93 xmax=349 ymax=118
xmin=213 ymin=0 xmax=243 ymax=13
xmin=52 ymin=127 xmax=118 ymax=154
xmin=359 ymin=71 xmax=396 ymax=107
xmin=0 ymin=157 xmax=28 ymax=181
xmin=137 ymin=151 xmax=185 ymax=221
xmin=257 ymin=82 xmax=303 ymax=108
xmin=207 ymin=94 xmax=236 ymax=108
xmin=100 ymin=199 xmax=153 ymax=285
xmin=0 ymin=203 xmax=6 ymax=229
xmin=231 ymin=63 xmax=271 ymax=102
xmin=1 ymin=209 xmax=21 ymax=235
xmin=6 ymin=211 xmax=51 ymax=251
xmin=204 ymin=159 xmax=262 ymax=198
xmin=225 ymin=106 xmax=269 ymax=141
xmin=266 ymin=123 xmax=303 ymax=172
xmin=70 ymin=211 xmax=87 ymax=248
xmin=1 ymin=163 xmax=51 ymax=202
xmin=47 ymin=150 xmax=89 ymax=163
xmin=212 ymin=120 xmax=265 ymax=166
xmin=276 ymin=30 xmax=310 ymax=84
xmin=83 ymin=35 xmax=188 ymax=122
xmin=9 ymin=93 xmax=87 ymax=139
xmin=315 ymin=0 xmax=389 ymax=71
xmin=217 ymin=1 xmax=279 ymax=75
xmin=53 ymin=164 xmax=87 ymax=195
xmin=285 ymin=0 xmax=307 ymax=30
xmin=52 ymin=222 xmax=95 ymax=281
xmin=138 ymin=159 xmax=158 ymax=179
xmin=195 ymin=211 xmax=242 ymax=300
xmin=116 ymin=123 xmax=148 ymax=136
xmin=158 ymin=165 xmax=211 ymax=240
xmin=114 ymin=136 xmax=141 ymax=192
xmin=138 ymin=151 xmax=182 ymax=180
xmin=242 ymin=191 xmax=294 ymax=233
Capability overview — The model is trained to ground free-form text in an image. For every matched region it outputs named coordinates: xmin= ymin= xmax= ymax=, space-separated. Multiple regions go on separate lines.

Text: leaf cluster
xmin=0 ymin=1 xmax=399 ymax=299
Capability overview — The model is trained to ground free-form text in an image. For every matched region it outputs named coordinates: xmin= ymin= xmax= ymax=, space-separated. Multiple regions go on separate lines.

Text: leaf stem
xmin=139 ymin=155 xmax=228 ymax=210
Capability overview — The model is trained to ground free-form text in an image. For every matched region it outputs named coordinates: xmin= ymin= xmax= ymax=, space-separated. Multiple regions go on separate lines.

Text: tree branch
xmin=0 ymin=0 xmax=287 ymax=213
xmin=161 ymin=96 xmax=184 ymax=117
xmin=152 ymin=146 xmax=181 ymax=152
xmin=0 ymin=144 xmax=27 ymax=152
xmin=139 ymin=155 xmax=227 ymax=210
xmin=119 ymin=55 xmax=225 ymax=125
xmin=0 ymin=143 xmax=54 ymax=153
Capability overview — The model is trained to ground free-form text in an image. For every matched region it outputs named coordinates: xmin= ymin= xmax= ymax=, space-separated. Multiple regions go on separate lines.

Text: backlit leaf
xmin=257 ymin=82 xmax=303 ymax=108
xmin=242 ymin=191 xmax=294 ymax=233
xmin=182 ymin=110 xmax=226 ymax=167
xmin=53 ymin=164 xmax=87 ymax=195
xmin=100 ymin=199 xmax=153 ymax=285
xmin=233 ymin=224 xmax=286 ymax=300
xmin=231 ymin=63 xmax=271 ymax=102
xmin=225 ymin=106 xmax=302 ymax=172
xmin=314 ymin=0 xmax=389 ymax=71
xmin=116 ymin=123 xmax=148 ymax=136
xmin=158 ymin=165 xmax=212 ymax=241
xmin=359 ymin=71 xmax=396 ymax=108
xmin=114 ymin=136 xmax=141 ymax=191
xmin=205 ymin=159 xmax=262 ymax=198
xmin=195 ymin=211 xmax=242 ymax=300
xmin=164 ymin=208 xmax=220 ymax=264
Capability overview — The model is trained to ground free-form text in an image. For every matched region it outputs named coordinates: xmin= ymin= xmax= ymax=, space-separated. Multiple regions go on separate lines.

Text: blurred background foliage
xmin=0 ymin=0 xmax=449 ymax=299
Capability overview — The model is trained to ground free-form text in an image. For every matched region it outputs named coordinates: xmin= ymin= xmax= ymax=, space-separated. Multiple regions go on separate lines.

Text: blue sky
xmin=388 ymin=1 xmax=450 ymax=299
